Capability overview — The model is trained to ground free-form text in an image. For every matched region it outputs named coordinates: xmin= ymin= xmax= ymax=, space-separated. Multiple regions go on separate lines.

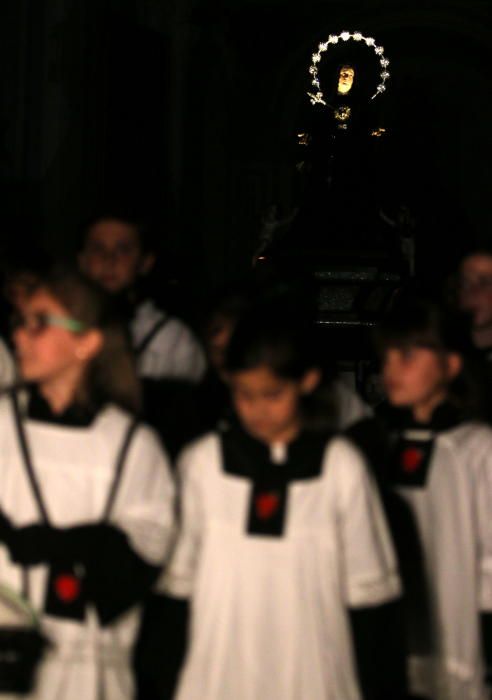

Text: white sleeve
xmin=159 ymin=446 xmax=203 ymax=598
xmin=476 ymin=439 xmax=492 ymax=611
xmin=109 ymin=425 xmax=176 ymax=566
xmin=330 ymin=438 xmax=401 ymax=607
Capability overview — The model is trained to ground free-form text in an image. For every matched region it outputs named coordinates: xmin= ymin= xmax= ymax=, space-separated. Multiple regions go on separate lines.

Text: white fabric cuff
xmin=346 ymin=570 xmax=401 ymax=608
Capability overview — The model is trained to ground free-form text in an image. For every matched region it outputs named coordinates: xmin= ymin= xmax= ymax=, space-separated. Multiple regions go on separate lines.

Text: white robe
xmin=130 ymin=300 xmax=206 ymax=382
xmin=393 ymin=422 xmax=492 ymax=700
xmin=163 ymin=432 xmax=400 ymax=700
xmin=0 ymin=397 xmax=175 ymax=700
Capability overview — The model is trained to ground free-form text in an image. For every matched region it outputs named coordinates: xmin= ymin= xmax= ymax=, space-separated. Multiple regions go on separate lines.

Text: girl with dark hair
xmin=198 ymin=285 xmax=371 ymax=436
xmin=161 ymin=306 xmax=404 ymax=700
xmin=357 ymin=297 xmax=492 ymax=700
xmin=0 ymin=268 xmax=174 ymax=699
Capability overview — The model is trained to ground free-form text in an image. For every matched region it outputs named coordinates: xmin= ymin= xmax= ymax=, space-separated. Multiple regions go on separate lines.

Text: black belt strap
xmin=135 ymin=316 xmax=170 ymax=357
xmin=11 ymin=391 xmax=50 ymax=525
xmin=101 ymin=419 xmax=138 ymax=521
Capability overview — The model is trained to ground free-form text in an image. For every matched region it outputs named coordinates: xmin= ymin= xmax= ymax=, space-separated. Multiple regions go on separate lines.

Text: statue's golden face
xmin=337 ymin=66 xmax=355 ymax=95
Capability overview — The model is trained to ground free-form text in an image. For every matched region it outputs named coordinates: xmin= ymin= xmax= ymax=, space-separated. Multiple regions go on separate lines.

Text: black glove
xmin=0 ymin=508 xmax=14 ymax=545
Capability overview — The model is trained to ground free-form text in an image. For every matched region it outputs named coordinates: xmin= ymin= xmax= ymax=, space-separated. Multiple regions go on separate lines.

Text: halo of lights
xmin=307 ymin=31 xmax=390 ymax=105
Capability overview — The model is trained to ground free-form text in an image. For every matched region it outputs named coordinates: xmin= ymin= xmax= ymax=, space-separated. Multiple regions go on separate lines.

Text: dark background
xmin=1 ymin=0 xmax=491 ymax=292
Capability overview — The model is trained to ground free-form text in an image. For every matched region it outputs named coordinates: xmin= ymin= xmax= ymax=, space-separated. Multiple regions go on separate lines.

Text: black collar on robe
xmin=382 ymin=402 xmax=465 ymax=489
xmin=27 ymin=385 xmax=101 ymax=427
xmin=220 ymin=422 xmax=332 ymax=537
xmin=378 ymin=401 xmax=465 ymax=434
xmin=220 ymin=420 xmax=332 ymax=483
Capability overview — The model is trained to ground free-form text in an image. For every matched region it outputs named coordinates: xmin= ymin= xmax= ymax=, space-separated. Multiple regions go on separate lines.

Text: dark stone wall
xmin=0 ymin=0 xmax=490 ymax=287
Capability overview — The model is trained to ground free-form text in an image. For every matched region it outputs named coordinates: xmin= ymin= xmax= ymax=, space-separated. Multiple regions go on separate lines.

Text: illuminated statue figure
xmin=333 ymin=65 xmax=355 ymax=129
xmin=254 ymin=31 xmax=410 ymax=267
xmin=287 ymin=32 xmax=395 ymax=252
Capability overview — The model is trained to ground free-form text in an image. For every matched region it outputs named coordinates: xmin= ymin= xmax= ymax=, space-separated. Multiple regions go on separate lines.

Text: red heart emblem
xmin=54 ymin=574 xmax=81 ymax=603
xmin=401 ymin=447 xmax=423 ymax=473
xmin=255 ymin=492 xmax=279 ymax=520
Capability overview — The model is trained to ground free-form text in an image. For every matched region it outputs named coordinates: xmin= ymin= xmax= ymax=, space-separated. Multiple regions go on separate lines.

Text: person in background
xmin=196 ymin=283 xmax=255 ymax=432
xmin=78 ymin=206 xmax=206 ymax=383
xmin=458 ymin=247 xmax=492 ymax=359
xmin=162 ymin=305 xmax=404 ymax=700
xmin=0 ymin=267 xmax=175 ymax=700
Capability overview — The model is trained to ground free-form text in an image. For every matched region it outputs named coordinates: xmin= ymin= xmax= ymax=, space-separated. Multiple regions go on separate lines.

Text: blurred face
xmin=337 ymin=65 xmax=355 ymax=94
xmin=382 ymin=346 xmax=460 ymax=419
xmin=13 ymin=288 xmax=101 ymax=387
xmin=459 ymin=254 xmax=492 ymax=330
xmin=79 ymin=219 xmax=153 ymax=294
xmin=229 ymin=365 xmax=318 ymax=444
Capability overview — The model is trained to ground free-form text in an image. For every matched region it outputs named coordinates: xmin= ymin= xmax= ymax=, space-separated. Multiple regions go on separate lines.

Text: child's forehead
xmin=21 ymin=287 xmax=67 ymax=315
xmin=86 ymin=218 xmax=140 ymax=247
xmin=383 ymin=342 xmax=441 ymax=357
xmin=461 ymin=253 xmax=492 ymax=276
xmin=231 ymin=364 xmax=289 ymax=387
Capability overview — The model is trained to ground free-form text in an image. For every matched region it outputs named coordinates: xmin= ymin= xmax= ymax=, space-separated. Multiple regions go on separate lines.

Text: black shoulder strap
xmin=101 ymin=418 xmax=139 ymax=521
xmin=11 ymin=391 xmax=50 ymax=525
xmin=11 ymin=390 xmax=139 ymax=525
xmin=135 ymin=316 xmax=170 ymax=357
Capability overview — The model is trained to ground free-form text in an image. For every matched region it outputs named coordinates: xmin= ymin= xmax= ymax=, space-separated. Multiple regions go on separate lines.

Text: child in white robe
xmin=365 ymin=298 xmax=492 ymax=700
xmin=78 ymin=208 xmax=205 ymax=382
xmin=0 ymin=268 xmax=175 ymax=700
xmin=163 ymin=305 xmax=403 ymax=700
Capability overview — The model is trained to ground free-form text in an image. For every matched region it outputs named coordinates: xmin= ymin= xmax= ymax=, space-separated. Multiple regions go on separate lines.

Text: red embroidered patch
xmin=255 ymin=492 xmax=279 ymax=519
xmin=401 ymin=447 xmax=423 ymax=473
xmin=54 ymin=574 xmax=81 ymax=603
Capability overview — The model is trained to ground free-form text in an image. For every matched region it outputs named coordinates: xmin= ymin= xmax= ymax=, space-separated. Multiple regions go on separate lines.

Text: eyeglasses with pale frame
xmin=10 ymin=312 xmax=88 ymax=336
